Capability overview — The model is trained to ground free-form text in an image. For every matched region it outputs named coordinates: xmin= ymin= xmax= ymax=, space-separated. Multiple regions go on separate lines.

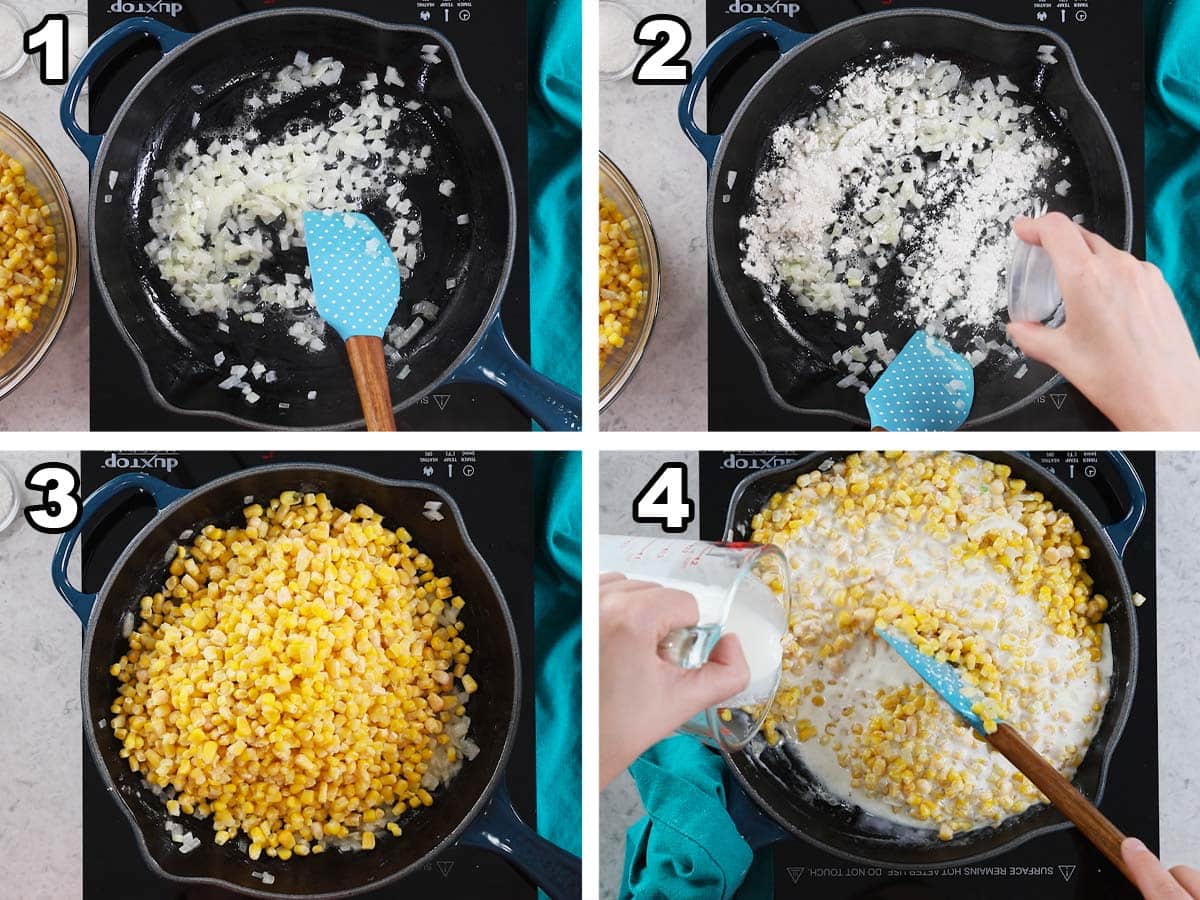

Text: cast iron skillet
xmin=679 ymin=11 xmax=1132 ymax=428
xmin=708 ymin=450 xmax=1145 ymax=868
xmin=51 ymin=464 xmax=581 ymax=899
xmin=61 ymin=10 xmax=580 ymax=431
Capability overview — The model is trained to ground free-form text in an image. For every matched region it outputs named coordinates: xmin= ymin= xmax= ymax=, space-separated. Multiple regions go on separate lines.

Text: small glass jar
xmin=45 ymin=11 xmax=89 ymax=95
xmin=0 ymin=2 xmax=29 ymax=81
xmin=1008 ymin=235 xmax=1065 ymax=327
xmin=599 ymin=0 xmax=640 ymax=82
xmin=0 ymin=462 xmax=20 ymax=535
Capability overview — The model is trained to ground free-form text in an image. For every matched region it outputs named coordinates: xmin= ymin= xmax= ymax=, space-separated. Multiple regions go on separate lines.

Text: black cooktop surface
xmin=81 ymin=450 xmax=537 ymax=899
xmin=699 ymin=450 xmax=1158 ymax=899
xmin=704 ymin=1 xmax=1144 ymax=431
xmin=87 ymin=0 xmax=530 ymax=431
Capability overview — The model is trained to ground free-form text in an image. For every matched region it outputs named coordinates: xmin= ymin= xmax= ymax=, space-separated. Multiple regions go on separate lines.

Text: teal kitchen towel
xmin=529 ymin=0 xmax=582 ymax=394
xmin=621 ymin=736 xmax=756 ymax=900
xmin=1146 ymin=0 xmax=1200 ymax=340
xmin=534 ymin=450 xmax=582 ymax=854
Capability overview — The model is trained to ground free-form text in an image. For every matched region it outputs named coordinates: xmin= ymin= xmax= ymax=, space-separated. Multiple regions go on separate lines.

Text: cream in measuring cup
xmin=600 ymin=534 xmax=791 ymax=749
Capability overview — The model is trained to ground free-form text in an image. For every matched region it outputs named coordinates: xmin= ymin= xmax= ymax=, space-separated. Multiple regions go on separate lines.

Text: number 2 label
xmin=632 ymin=462 xmax=694 ymax=533
xmin=633 ymin=15 xmax=692 ymax=85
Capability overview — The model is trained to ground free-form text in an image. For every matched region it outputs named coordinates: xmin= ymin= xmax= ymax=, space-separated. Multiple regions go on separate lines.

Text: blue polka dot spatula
xmin=303 ymin=210 xmax=399 ymax=432
xmin=876 ymin=626 xmax=1135 ymax=883
xmin=865 ymin=331 xmax=975 ymax=432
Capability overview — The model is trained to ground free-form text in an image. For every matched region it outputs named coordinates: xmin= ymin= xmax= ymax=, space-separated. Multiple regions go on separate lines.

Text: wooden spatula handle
xmin=987 ymin=723 xmax=1133 ymax=882
xmin=345 ymin=335 xmax=396 ymax=432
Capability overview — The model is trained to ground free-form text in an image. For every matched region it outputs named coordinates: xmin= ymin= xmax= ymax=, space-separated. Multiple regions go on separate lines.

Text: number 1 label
xmin=24 ymin=14 xmax=70 ymax=86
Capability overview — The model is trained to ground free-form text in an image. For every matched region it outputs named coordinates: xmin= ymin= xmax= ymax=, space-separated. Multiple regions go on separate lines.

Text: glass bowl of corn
xmin=600 ymin=151 xmax=660 ymax=411
xmin=0 ymin=110 xmax=78 ymax=401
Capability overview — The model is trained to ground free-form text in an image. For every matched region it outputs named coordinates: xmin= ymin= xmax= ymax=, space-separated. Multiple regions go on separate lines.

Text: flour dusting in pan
xmin=740 ymin=53 xmax=1083 ymax=393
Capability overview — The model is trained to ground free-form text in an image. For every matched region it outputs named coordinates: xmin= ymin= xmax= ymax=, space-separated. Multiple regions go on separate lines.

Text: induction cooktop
xmin=699 ymin=450 xmax=1158 ymax=899
xmin=80 ymin=450 xmax=538 ymax=899
xmin=86 ymin=0 xmax=530 ymax=431
xmin=703 ymin=1 xmax=1144 ymax=431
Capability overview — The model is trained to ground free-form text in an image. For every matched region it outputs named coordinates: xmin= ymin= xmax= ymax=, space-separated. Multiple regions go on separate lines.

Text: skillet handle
xmin=726 ymin=773 xmax=788 ymax=852
xmin=61 ymin=17 xmax=192 ymax=167
xmin=51 ymin=472 xmax=189 ymax=626
xmin=678 ymin=18 xmax=811 ymax=167
xmin=1100 ymin=451 xmax=1145 ymax=558
xmin=456 ymin=780 xmax=581 ymax=900
xmin=445 ymin=317 xmax=582 ymax=431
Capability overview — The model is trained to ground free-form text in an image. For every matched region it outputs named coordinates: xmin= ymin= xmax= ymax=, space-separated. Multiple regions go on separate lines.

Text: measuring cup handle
xmin=61 ymin=17 xmax=192 ymax=167
xmin=658 ymin=624 xmax=721 ymax=669
xmin=678 ymin=18 xmax=811 ymax=167
xmin=1100 ymin=451 xmax=1146 ymax=558
xmin=51 ymin=472 xmax=188 ymax=627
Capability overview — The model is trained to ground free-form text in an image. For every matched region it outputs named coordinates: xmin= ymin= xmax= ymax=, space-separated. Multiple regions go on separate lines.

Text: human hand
xmin=1122 ymin=838 xmax=1200 ymax=899
xmin=599 ymin=573 xmax=749 ymax=790
xmin=1006 ymin=213 xmax=1200 ymax=430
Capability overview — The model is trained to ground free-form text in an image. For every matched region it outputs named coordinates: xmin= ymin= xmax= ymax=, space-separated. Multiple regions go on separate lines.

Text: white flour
xmin=740 ymin=55 xmax=1070 ymax=388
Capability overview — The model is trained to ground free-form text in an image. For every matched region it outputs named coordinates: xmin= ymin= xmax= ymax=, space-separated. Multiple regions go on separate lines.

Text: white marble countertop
xmin=600 ymin=450 xmax=1200 ymax=898
xmin=0 ymin=0 xmax=89 ymax=431
xmin=600 ymin=1 xmax=706 ymax=432
xmin=0 ymin=451 xmax=83 ymax=900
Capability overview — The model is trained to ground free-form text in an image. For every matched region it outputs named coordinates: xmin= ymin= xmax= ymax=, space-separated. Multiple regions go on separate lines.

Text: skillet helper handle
xmin=1101 ymin=451 xmax=1146 ymax=558
xmin=51 ymin=472 xmax=189 ymax=627
xmin=987 ymin=723 xmax=1134 ymax=883
xmin=344 ymin=335 xmax=397 ymax=432
xmin=456 ymin=781 xmax=581 ymax=900
xmin=678 ymin=18 xmax=810 ymax=167
xmin=446 ymin=317 xmax=582 ymax=431
xmin=61 ymin=17 xmax=192 ymax=167
xmin=726 ymin=772 xmax=789 ymax=852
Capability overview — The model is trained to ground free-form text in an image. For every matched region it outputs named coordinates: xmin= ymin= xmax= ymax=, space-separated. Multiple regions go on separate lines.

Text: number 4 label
xmin=633 ymin=15 xmax=692 ymax=85
xmin=24 ymin=462 xmax=81 ymax=534
xmin=632 ymin=462 xmax=694 ymax=533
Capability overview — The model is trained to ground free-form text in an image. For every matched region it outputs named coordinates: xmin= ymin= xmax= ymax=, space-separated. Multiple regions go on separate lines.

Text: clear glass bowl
xmin=599 ymin=0 xmax=640 ymax=82
xmin=0 ymin=461 xmax=18 ymax=534
xmin=0 ymin=110 xmax=79 ymax=401
xmin=0 ymin=2 xmax=29 ymax=81
xmin=599 ymin=151 xmax=660 ymax=411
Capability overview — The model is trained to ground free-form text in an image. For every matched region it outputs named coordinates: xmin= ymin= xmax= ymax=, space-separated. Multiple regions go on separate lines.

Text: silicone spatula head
xmin=875 ymin=627 xmax=989 ymax=734
xmin=865 ymin=331 xmax=975 ymax=432
xmin=302 ymin=211 xmax=400 ymax=340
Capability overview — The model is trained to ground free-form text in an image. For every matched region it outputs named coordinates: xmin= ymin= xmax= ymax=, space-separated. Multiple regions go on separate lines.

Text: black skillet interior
xmin=709 ymin=13 xmax=1130 ymax=426
xmin=721 ymin=450 xmax=1136 ymax=867
xmin=84 ymin=466 xmax=517 ymax=897
xmin=92 ymin=12 xmax=511 ymax=429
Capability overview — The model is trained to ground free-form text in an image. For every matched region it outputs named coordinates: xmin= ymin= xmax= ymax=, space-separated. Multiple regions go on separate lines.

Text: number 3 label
xmin=633 ymin=15 xmax=692 ymax=85
xmin=24 ymin=462 xmax=82 ymax=534
xmin=633 ymin=462 xmax=695 ymax=533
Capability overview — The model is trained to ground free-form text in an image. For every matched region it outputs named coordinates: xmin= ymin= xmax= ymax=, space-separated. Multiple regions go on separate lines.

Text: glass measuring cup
xmin=600 ymin=534 xmax=791 ymax=750
xmin=1008 ymin=233 xmax=1065 ymax=327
